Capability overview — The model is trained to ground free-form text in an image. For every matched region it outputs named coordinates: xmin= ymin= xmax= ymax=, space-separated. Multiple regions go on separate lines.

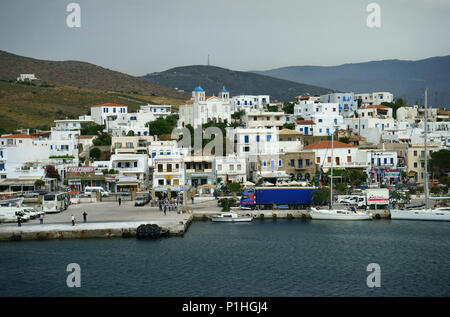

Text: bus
xmin=43 ymin=192 xmax=68 ymax=213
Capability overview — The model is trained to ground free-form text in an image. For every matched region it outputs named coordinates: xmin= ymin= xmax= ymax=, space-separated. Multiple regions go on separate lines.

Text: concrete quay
xmin=0 ymin=200 xmax=193 ymax=242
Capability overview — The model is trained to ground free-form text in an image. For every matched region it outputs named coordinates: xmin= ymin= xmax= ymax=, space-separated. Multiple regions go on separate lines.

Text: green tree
xmin=89 ymin=147 xmax=101 ymax=160
xmin=219 ymin=198 xmax=236 ymax=211
xmin=231 ymin=110 xmax=246 ymax=120
xmin=267 ymin=105 xmax=278 ymax=112
xmin=311 ymin=187 xmax=330 ymax=205
xmin=282 ymin=123 xmax=295 ymax=130
xmin=92 ymin=133 xmax=111 ymax=146
xmin=81 ymin=123 xmax=104 ymax=136
xmin=34 ymin=179 xmax=45 ymax=189
xmin=339 ymin=137 xmax=350 ymax=144
xmin=429 ymin=149 xmax=450 ymax=179
xmin=282 ymin=102 xmax=295 ymax=114
xmin=223 ymin=182 xmax=242 ymax=193
xmin=147 ymin=118 xmax=173 ymax=136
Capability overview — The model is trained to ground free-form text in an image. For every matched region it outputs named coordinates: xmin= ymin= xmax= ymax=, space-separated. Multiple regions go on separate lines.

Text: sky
xmin=1 ymin=0 xmax=450 ymax=76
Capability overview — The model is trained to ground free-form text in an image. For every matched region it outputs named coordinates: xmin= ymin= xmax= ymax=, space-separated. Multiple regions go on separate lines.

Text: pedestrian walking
xmin=17 ymin=216 xmax=22 ymax=227
xmin=159 ymin=202 xmax=162 ymax=211
xmin=39 ymin=214 xmax=44 ymax=224
xmin=118 ymin=197 xmax=122 ymax=206
xmin=191 ymin=196 xmax=194 ymax=204
xmin=71 ymin=214 xmax=75 ymax=226
xmin=82 ymin=211 xmax=88 ymax=223
xmin=163 ymin=203 xmax=167 ymax=215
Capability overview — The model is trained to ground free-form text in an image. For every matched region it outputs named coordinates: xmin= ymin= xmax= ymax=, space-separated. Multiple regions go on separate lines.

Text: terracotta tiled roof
xmin=179 ymin=101 xmax=194 ymax=106
xmin=303 ymin=140 xmax=356 ymax=149
xmin=360 ymin=105 xmax=390 ymax=110
xmin=296 ymin=120 xmax=315 ymax=125
xmin=0 ymin=134 xmax=37 ymax=139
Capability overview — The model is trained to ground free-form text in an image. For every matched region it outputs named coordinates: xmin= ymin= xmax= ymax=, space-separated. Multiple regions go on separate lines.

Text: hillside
xmin=143 ymin=65 xmax=331 ymax=101
xmin=253 ymin=56 xmax=450 ymax=106
xmin=0 ymin=81 xmax=185 ymax=133
xmin=0 ymin=50 xmax=189 ymax=100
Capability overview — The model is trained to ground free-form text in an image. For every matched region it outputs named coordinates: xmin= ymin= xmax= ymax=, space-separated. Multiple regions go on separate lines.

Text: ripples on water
xmin=0 ymin=220 xmax=449 ymax=297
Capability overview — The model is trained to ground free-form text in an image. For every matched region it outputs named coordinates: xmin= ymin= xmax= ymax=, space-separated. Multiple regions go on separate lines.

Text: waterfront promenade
xmin=0 ymin=198 xmax=220 ymax=241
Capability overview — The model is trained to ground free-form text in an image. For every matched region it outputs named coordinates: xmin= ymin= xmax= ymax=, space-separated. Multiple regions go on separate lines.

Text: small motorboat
xmin=210 ymin=212 xmax=253 ymax=222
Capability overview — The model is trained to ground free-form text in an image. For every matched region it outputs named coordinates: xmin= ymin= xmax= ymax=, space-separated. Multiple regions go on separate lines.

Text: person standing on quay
xmin=39 ymin=214 xmax=44 ymax=224
xmin=118 ymin=197 xmax=122 ymax=206
xmin=17 ymin=216 xmax=22 ymax=227
xmin=71 ymin=214 xmax=75 ymax=226
xmin=82 ymin=211 xmax=88 ymax=223
xmin=163 ymin=203 xmax=167 ymax=215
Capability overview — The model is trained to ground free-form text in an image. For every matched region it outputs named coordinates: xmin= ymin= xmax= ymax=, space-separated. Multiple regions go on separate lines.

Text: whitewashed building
xmin=214 ymin=155 xmax=247 ymax=184
xmin=303 ymin=140 xmax=368 ymax=171
xmin=230 ymin=95 xmax=270 ymax=112
xmin=355 ymin=92 xmax=393 ymax=106
xmin=320 ymin=92 xmax=358 ymax=117
xmin=90 ymin=103 xmax=128 ymax=125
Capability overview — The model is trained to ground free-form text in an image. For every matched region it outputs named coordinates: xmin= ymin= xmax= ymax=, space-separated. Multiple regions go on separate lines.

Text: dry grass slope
xmin=0 ymin=81 xmax=185 ymax=132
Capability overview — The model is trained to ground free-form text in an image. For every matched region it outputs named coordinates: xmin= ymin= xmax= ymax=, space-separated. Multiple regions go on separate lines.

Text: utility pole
xmin=424 ymin=88 xmax=429 ymax=209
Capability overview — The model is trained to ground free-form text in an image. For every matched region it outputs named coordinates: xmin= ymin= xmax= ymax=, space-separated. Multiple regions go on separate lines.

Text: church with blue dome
xmin=178 ymin=86 xmax=232 ymax=128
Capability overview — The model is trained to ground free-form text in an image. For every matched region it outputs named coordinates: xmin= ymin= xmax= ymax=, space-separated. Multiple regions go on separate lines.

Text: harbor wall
xmin=0 ymin=215 xmax=193 ymax=242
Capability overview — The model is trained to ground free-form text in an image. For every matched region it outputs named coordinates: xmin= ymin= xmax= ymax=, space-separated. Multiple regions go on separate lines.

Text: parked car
xmin=20 ymin=191 xmax=39 ymax=198
xmin=23 ymin=207 xmax=44 ymax=218
xmin=134 ymin=194 xmax=150 ymax=206
xmin=34 ymin=190 xmax=48 ymax=196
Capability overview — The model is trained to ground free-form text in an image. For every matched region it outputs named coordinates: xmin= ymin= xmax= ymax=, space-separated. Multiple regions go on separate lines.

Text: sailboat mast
xmin=330 ymin=129 xmax=334 ymax=209
xmin=424 ymin=88 xmax=429 ymax=208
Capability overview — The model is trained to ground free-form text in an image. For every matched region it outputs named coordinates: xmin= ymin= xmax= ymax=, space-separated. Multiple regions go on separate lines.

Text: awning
xmin=117 ymin=182 xmax=139 ymax=186
xmin=0 ymin=179 xmax=38 ymax=186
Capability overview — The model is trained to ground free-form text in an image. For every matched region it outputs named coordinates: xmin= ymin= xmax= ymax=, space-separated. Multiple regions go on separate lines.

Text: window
xmin=158 ymin=179 xmax=164 ymax=185
xmin=244 ymin=135 xmax=249 ymax=143
xmin=347 ymin=156 xmax=352 ymax=163
xmin=244 ymin=146 xmax=250 ymax=152
xmin=229 ymin=164 xmax=234 ymax=171
xmin=290 ymin=160 xmax=295 ymax=167
xmin=266 ymin=135 xmax=271 ymax=142
xmin=237 ymin=164 xmax=241 ymax=170
xmin=414 ymin=162 xmax=418 ymax=168
xmin=298 ymin=159 xmax=303 ymax=168
xmin=125 ymin=162 xmax=130 ymax=168
xmin=305 ymin=159 xmax=310 ymax=167
xmin=328 ymin=157 xmax=331 ymax=163
xmin=278 ymin=160 xmax=282 ymax=167
xmin=317 ymin=157 xmax=320 ymax=164
xmin=414 ymin=151 xmax=417 ymax=157
xmin=134 ymin=162 xmax=137 ymax=168
xmin=263 ymin=161 xmax=267 ymax=167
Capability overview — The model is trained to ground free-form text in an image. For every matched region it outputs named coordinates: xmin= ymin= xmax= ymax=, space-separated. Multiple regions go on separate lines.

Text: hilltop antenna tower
xmin=207 ymin=54 xmax=210 ymax=66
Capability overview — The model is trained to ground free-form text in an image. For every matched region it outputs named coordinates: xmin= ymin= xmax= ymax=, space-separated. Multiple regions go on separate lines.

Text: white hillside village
xmin=2 ymin=84 xmax=449 ymax=207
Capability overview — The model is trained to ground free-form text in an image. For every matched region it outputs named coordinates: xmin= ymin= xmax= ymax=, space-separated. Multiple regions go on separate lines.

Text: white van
xmin=0 ymin=207 xmax=30 ymax=223
xmin=84 ymin=186 xmax=110 ymax=197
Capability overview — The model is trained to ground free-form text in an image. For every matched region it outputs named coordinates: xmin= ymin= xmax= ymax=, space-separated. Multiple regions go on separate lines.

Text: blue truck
xmin=241 ymin=187 xmax=315 ymax=209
